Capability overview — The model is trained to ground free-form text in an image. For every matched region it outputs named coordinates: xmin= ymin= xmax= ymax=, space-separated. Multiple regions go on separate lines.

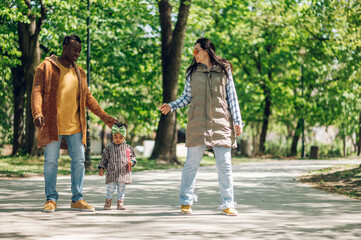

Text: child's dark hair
xmin=114 ymin=121 xmax=128 ymax=129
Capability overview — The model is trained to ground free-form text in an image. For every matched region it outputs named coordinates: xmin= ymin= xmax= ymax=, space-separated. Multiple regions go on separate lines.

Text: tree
xmin=2 ymin=0 xmax=361 ymax=159
xmin=1 ymin=0 xmax=46 ymax=155
xmin=150 ymin=0 xmax=191 ymax=164
xmin=0 ymin=3 xmax=23 ymax=150
xmin=296 ymin=0 xmax=361 ymax=157
xmin=1 ymin=0 xmax=90 ymax=156
xmin=200 ymin=0 xmax=300 ymax=155
xmin=85 ymin=0 xmax=163 ymax=146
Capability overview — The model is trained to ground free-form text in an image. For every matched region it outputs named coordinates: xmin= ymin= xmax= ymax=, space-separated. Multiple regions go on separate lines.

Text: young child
xmin=98 ymin=121 xmax=136 ymax=210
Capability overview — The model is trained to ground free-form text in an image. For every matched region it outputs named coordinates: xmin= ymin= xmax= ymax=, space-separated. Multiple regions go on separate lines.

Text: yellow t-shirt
xmin=56 ymin=58 xmax=81 ymax=135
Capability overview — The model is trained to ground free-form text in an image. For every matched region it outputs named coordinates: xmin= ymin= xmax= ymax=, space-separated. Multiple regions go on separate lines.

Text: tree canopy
xmin=1 ymin=0 xmax=360 ymax=159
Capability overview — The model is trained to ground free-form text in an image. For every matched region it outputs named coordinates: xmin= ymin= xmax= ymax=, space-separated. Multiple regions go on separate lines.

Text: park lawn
xmin=3 ymin=155 xmax=361 ymax=200
xmin=0 ymin=155 xmax=185 ymax=178
xmin=0 ymin=155 xmax=81 ymax=178
xmin=298 ymin=163 xmax=361 ymax=200
xmin=0 ymin=154 xmax=254 ymax=179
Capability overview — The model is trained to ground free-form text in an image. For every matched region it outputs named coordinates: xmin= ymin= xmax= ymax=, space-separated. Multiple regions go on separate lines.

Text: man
xmin=31 ymin=34 xmax=116 ymax=212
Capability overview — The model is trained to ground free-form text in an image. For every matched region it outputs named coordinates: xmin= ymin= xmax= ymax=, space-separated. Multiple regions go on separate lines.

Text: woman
xmin=159 ymin=38 xmax=244 ymax=216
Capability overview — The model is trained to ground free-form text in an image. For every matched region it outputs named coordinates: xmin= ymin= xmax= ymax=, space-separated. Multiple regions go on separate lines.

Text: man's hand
xmin=235 ymin=125 xmax=243 ymax=137
xmin=159 ymin=103 xmax=171 ymax=115
xmin=99 ymin=168 xmax=104 ymax=177
xmin=34 ymin=117 xmax=45 ymax=130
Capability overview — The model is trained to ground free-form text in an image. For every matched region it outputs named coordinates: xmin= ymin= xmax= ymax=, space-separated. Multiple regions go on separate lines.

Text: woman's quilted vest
xmin=185 ymin=64 xmax=237 ymax=149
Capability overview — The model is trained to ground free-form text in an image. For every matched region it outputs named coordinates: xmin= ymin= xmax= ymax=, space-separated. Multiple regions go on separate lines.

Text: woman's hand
xmin=159 ymin=103 xmax=171 ymax=115
xmin=235 ymin=125 xmax=243 ymax=137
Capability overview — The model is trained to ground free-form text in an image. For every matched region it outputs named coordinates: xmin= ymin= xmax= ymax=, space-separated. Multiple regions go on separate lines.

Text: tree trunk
xmin=23 ymin=26 xmax=41 ymax=155
xmin=101 ymin=125 xmax=107 ymax=152
xmin=358 ymin=112 xmax=361 ymax=156
xmin=259 ymin=84 xmax=271 ymax=154
xmin=11 ymin=65 xmax=26 ymax=155
xmin=290 ymin=119 xmax=301 ymax=156
xmin=151 ymin=0 xmax=191 ymax=164
xmin=152 ymin=113 xmax=178 ymax=163
xmin=12 ymin=0 xmax=46 ymax=155
xmin=343 ymin=134 xmax=346 ymax=157
xmin=254 ymin=45 xmax=273 ymax=155
xmin=251 ymin=123 xmax=259 ymax=155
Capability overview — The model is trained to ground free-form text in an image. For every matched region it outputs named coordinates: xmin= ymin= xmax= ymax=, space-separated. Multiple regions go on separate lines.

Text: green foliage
xmin=0 ymin=1 xmax=28 ymax=146
xmin=186 ymin=0 xmax=361 ymax=156
xmin=1 ymin=0 xmax=361 ymax=157
xmin=87 ymin=0 xmax=163 ymax=141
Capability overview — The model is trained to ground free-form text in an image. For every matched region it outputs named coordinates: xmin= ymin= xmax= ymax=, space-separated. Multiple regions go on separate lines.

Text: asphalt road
xmin=0 ymin=159 xmax=360 ymax=240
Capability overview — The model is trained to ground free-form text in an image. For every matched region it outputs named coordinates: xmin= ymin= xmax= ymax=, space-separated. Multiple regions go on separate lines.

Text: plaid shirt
xmin=169 ymin=68 xmax=244 ymax=126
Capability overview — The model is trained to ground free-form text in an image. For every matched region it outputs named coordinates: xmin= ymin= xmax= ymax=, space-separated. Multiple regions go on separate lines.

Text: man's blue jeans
xmin=44 ymin=132 xmax=85 ymax=202
xmin=179 ymin=145 xmax=236 ymax=210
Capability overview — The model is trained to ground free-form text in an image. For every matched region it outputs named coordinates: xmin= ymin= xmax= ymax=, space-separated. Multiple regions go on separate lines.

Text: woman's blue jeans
xmin=44 ymin=132 xmax=85 ymax=202
xmin=179 ymin=145 xmax=236 ymax=210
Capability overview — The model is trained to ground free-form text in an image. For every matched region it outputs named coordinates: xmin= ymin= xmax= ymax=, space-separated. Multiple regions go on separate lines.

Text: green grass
xmin=299 ymin=163 xmax=361 ymax=200
xmin=308 ymin=164 xmax=361 ymax=176
xmin=0 ymin=154 xmax=259 ymax=178
xmin=0 ymin=155 xmax=186 ymax=178
xmin=0 ymin=155 xmax=75 ymax=178
xmin=86 ymin=155 xmax=187 ymax=175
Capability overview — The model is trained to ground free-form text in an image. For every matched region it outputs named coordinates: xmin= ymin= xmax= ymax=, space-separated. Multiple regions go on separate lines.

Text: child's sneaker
xmin=117 ymin=200 xmax=126 ymax=210
xmin=71 ymin=200 xmax=95 ymax=212
xmin=103 ymin=199 xmax=112 ymax=210
xmin=43 ymin=200 xmax=57 ymax=212
xmin=180 ymin=204 xmax=192 ymax=214
xmin=221 ymin=208 xmax=238 ymax=216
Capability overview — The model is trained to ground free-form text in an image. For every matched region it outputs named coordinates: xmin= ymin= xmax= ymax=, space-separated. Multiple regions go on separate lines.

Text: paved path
xmin=0 ymin=159 xmax=361 ymax=240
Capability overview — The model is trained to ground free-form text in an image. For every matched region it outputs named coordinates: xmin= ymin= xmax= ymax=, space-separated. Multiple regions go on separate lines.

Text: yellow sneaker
xmin=221 ymin=208 xmax=238 ymax=216
xmin=71 ymin=200 xmax=95 ymax=212
xmin=181 ymin=205 xmax=192 ymax=214
xmin=43 ymin=200 xmax=57 ymax=212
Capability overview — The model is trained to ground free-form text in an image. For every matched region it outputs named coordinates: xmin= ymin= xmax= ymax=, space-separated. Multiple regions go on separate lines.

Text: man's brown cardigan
xmin=31 ymin=55 xmax=116 ymax=149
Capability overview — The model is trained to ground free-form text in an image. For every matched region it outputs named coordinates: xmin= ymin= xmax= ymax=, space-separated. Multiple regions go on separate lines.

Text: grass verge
xmin=0 ymin=155 xmax=185 ymax=178
xmin=298 ymin=163 xmax=361 ymax=200
xmin=0 ymin=154 xmax=255 ymax=179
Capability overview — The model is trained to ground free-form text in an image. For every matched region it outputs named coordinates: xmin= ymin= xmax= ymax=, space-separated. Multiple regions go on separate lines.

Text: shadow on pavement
xmin=0 ymin=159 xmax=361 ymax=239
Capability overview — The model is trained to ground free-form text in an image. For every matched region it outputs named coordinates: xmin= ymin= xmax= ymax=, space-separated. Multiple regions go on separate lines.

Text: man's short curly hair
xmin=63 ymin=34 xmax=81 ymax=46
